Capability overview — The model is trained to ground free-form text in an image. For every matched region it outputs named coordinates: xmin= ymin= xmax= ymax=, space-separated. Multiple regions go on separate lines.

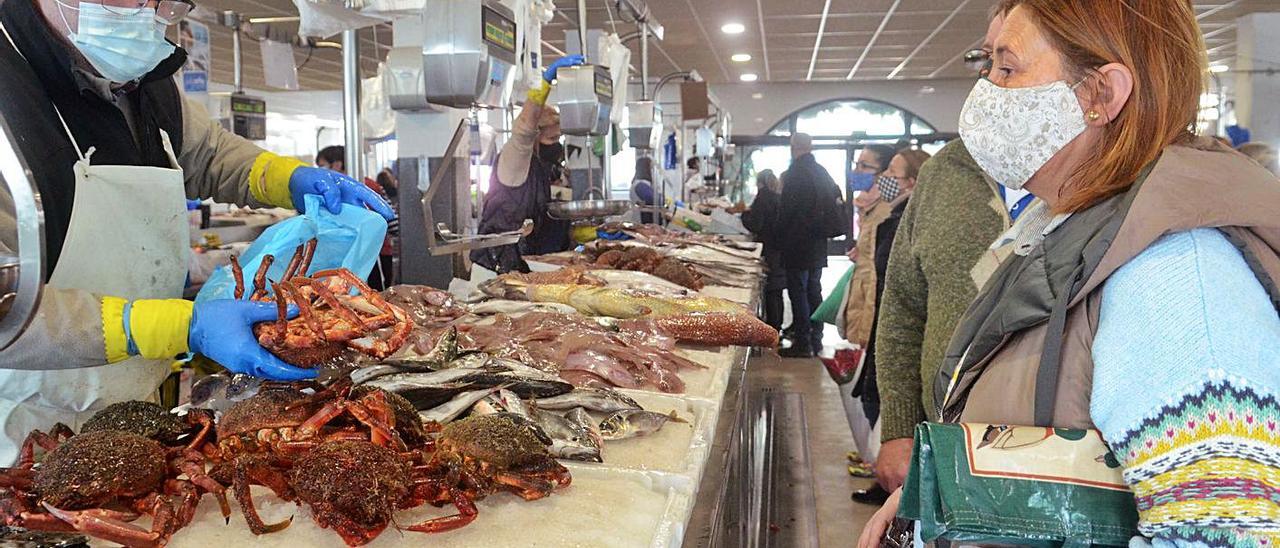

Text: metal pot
xmin=545 ymin=199 xmax=633 ymax=221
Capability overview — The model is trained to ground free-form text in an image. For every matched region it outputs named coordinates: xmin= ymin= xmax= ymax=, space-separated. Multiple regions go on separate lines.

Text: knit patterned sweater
xmin=1093 ymin=228 xmax=1280 ymax=546
xmin=875 ymin=140 xmax=1011 ymax=441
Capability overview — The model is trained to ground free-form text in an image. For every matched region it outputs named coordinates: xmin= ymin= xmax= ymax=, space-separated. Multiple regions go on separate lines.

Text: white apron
xmin=0 ymin=87 xmax=189 ymax=463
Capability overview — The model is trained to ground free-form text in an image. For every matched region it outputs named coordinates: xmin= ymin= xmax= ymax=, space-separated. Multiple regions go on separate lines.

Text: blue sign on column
xmin=179 ymin=20 xmax=210 ymax=93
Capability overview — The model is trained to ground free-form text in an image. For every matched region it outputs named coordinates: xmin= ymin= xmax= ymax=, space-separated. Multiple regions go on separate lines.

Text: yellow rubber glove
xmin=527 ymin=80 xmax=551 ymax=106
xmin=101 ymin=297 xmax=193 ymax=363
xmin=248 ymin=152 xmax=307 ymax=210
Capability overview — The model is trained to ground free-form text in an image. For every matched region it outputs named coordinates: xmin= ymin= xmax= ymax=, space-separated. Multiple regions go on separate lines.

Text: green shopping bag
xmin=899 ymin=423 xmax=1139 ymax=547
xmin=811 ymin=264 xmax=854 ymax=325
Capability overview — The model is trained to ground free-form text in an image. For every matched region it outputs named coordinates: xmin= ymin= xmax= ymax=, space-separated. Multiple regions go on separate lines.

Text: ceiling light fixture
xmin=731 ymin=53 xmax=752 ymax=63
xmin=1209 ymin=64 xmax=1230 ymax=73
xmin=751 ymin=93 xmax=764 ymax=99
xmin=721 ymin=22 xmax=745 ymax=34
xmin=740 ymin=73 xmax=759 ymax=82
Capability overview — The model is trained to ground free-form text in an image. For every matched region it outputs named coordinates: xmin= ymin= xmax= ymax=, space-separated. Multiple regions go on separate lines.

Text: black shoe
xmin=778 ymin=345 xmax=815 ymax=359
xmin=852 ymin=485 xmax=891 ymax=505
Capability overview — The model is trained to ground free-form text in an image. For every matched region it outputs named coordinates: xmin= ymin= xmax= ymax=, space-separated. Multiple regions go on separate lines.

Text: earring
xmin=1087 ymin=110 xmax=1102 ymax=121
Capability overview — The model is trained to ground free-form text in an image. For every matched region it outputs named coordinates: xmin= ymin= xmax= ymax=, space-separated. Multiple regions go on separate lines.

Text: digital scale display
xmin=230 ymin=94 xmax=267 ymax=141
xmin=482 ymin=6 xmax=516 ymax=55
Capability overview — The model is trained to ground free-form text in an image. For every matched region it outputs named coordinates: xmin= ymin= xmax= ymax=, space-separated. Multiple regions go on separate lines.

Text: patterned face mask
xmin=876 ymin=175 xmax=903 ymax=202
xmin=958 ymin=78 xmax=1088 ymax=190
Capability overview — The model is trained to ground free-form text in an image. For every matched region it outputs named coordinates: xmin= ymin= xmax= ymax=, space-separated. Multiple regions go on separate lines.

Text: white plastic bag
xmin=597 ymin=33 xmax=630 ymax=124
xmin=291 ymin=0 xmax=389 ymax=39
xmin=362 ymin=63 xmax=395 ymax=139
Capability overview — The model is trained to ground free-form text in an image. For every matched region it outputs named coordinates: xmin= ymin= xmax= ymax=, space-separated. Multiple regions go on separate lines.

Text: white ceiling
xmin=192 ymin=0 xmax=1276 ymax=90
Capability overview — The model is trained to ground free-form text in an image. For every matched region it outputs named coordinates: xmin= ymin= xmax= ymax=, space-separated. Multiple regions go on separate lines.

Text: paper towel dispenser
xmin=420 ymin=0 xmax=517 ymax=109
xmin=625 ymin=101 xmax=661 ymax=150
xmin=555 ymin=64 xmax=613 ymax=136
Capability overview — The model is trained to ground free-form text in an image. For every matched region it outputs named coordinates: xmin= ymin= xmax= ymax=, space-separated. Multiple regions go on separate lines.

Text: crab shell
xmin=34 ymin=431 xmax=167 ymax=510
xmin=253 ymin=323 xmax=346 ymax=367
xmin=437 ymin=415 xmax=553 ymax=470
xmin=289 ymin=441 xmax=412 ymax=546
xmin=80 ymin=401 xmax=189 ymax=444
xmin=215 ymin=388 xmax=320 ymax=441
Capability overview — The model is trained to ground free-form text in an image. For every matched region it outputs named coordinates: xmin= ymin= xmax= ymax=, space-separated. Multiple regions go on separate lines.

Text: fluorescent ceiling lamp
xmin=721 ymin=22 xmax=745 ymax=34
xmin=731 ymin=53 xmax=752 ymax=63
xmin=1209 ymin=64 xmax=1230 ymax=73
xmin=740 ymin=73 xmax=758 ymax=82
xmin=751 ymin=92 xmax=764 ymax=99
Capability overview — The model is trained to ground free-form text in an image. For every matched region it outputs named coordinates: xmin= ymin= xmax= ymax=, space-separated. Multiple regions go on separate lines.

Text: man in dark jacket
xmin=778 ymin=133 xmax=836 ymax=358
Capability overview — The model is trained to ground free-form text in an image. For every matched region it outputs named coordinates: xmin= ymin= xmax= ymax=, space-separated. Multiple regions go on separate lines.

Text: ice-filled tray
xmin=575 ymin=392 xmax=715 ymax=478
xmin=160 ymin=466 xmax=690 ymax=548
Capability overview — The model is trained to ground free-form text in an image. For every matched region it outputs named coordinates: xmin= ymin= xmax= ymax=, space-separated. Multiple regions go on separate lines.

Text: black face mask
xmin=538 ymin=141 xmax=565 ymax=165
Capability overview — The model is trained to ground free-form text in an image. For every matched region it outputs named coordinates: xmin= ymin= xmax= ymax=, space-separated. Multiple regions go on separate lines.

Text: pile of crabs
xmin=0 ymin=381 xmax=571 ymax=547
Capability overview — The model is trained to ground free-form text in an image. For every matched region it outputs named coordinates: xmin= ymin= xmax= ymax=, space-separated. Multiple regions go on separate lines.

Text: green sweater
xmin=875 ymin=140 xmax=1011 ymax=441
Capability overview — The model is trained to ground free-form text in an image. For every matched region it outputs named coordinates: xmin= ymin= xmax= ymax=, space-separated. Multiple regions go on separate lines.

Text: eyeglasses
xmin=964 ymin=48 xmax=993 ymax=78
xmin=79 ymin=0 xmax=195 ymax=25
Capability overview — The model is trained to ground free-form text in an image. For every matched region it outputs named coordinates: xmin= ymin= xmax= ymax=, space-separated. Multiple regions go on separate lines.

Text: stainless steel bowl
xmin=546 ymin=199 xmax=634 ymax=220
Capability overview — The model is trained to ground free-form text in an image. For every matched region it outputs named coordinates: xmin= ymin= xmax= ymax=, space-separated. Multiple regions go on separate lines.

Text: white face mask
xmin=57 ymin=2 xmax=176 ymax=83
xmin=958 ymin=78 xmax=1089 ymax=190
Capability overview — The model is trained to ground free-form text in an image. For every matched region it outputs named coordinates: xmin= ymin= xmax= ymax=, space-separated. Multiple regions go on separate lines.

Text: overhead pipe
xmin=342 ymin=29 xmax=363 ymax=181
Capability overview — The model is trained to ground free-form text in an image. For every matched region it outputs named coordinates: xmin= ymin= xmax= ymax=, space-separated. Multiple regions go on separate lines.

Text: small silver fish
xmin=534 ymin=388 xmax=643 ymax=414
xmin=362 ymin=367 xmax=498 ymax=392
xmin=565 ymin=407 xmax=604 ymax=450
xmin=548 ymin=440 xmax=602 ymax=462
xmin=419 ymin=387 xmax=502 ymax=424
xmin=599 ymin=409 xmax=687 ymax=441
xmin=475 ymin=389 xmax=528 ymax=417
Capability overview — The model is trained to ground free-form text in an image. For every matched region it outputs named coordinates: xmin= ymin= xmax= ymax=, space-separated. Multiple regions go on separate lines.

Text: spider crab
xmin=231 ymin=239 xmax=413 ymax=366
xmin=411 ymin=414 xmax=574 ymax=533
xmin=0 ymin=410 xmax=228 ymax=548
xmin=207 ymin=381 xmax=435 ymax=535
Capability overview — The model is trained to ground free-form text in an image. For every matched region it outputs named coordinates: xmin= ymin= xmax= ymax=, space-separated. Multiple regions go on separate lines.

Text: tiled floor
xmin=751 ymin=256 xmax=879 ymax=547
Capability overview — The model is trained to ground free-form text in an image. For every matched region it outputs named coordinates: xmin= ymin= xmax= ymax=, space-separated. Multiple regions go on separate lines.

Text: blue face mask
xmin=849 ymin=171 xmax=876 ymax=192
xmin=60 ymin=2 xmax=176 ymax=83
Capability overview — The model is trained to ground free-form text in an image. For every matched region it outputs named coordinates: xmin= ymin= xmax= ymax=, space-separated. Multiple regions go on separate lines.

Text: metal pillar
xmin=576 ymin=0 xmax=589 ymax=58
xmin=640 ymin=23 xmax=650 ymax=100
xmin=342 ymin=29 xmax=363 ymax=180
xmin=230 ymin=14 xmax=243 ymax=92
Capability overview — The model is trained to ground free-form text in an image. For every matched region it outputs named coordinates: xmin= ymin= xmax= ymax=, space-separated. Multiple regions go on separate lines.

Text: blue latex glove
xmin=543 ymin=54 xmax=585 ymax=82
xmin=188 ymin=299 xmax=316 ymax=381
xmin=288 ymin=167 xmax=396 ymax=221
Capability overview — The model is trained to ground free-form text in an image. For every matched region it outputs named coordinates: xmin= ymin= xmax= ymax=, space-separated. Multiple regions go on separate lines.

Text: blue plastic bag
xmin=196 ymin=195 xmax=388 ymax=304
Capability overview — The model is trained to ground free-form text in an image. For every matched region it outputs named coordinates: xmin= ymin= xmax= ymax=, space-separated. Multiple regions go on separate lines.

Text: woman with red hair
xmin=860 ymin=1 xmax=1280 ymax=546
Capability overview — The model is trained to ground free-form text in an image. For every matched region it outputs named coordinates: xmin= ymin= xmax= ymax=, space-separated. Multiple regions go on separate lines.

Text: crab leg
xmin=230 ymin=255 xmax=246 ymax=300
xmin=171 ymin=448 xmax=230 ymax=522
xmin=493 ymin=472 xmax=557 ymax=501
xmin=297 ymin=238 xmax=318 ymax=277
xmin=280 ymin=281 xmax=326 ymax=339
xmin=251 ymin=255 xmax=275 ymax=301
xmin=268 ymin=283 xmax=291 ymax=346
xmin=232 ymin=460 xmax=294 ymax=535
xmin=14 ymin=424 xmax=72 ymax=468
xmin=43 ymin=502 xmax=165 ymax=548
xmin=281 ymin=244 xmax=307 ymax=282
xmin=404 ymin=488 xmax=478 ymax=533
xmin=306 ymin=277 xmax=369 ymax=331
xmin=296 ymin=400 xmax=407 ymax=452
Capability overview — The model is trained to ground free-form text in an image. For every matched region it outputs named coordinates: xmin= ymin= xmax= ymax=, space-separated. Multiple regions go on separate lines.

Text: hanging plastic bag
xmin=597 ymin=33 xmax=631 ymax=124
xmin=362 ymin=63 xmax=396 ymax=139
xmin=196 ymin=195 xmax=387 ymax=304
xmin=291 ymin=0 xmax=389 ymax=39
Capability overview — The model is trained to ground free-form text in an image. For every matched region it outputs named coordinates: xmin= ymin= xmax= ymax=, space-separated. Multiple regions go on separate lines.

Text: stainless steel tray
xmin=546 ymin=199 xmax=633 ymax=220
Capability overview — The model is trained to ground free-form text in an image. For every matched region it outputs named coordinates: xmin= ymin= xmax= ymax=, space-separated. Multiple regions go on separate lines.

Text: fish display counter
xmin=11 ymin=226 xmax=766 ymax=548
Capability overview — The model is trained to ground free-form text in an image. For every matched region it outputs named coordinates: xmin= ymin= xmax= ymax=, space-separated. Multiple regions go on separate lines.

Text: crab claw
xmin=42 ymin=502 xmax=162 ymax=548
